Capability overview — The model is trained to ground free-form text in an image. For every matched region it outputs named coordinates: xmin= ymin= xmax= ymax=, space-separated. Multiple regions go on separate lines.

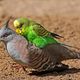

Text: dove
xmin=0 ymin=18 xmax=80 ymax=73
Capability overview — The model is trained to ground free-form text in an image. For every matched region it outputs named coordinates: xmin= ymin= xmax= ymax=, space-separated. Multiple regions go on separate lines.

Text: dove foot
xmin=11 ymin=63 xmax=22 ymax=70
xmin=22 ymin=67 xmax=36 ymax=74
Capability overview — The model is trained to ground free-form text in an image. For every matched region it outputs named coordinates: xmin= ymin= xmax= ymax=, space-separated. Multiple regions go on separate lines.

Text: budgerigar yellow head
xmin=13 ymin=18 xmax=29 ymax=34
xmin=14 ymin=20 xmax=20 ymax=28
xmin=14 ymin=18 xmax=28 ymax=28
xmin=13 ymin=20 xmax=22 ymax=34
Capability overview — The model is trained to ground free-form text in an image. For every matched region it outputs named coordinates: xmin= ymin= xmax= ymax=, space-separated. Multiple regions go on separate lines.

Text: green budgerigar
xmin=13 ymin=18 xmax=63 ymax=48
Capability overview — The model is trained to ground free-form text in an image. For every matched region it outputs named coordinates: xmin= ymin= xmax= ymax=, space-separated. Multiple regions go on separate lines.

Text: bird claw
xmin=11 ymin=63 xmax=22 ymax=70
xmin=22 ymin=67 xmax=36 ymax=74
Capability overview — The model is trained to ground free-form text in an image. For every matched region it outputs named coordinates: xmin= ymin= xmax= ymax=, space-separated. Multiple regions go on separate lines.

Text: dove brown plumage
xmin=0 ymin=19 xmax=80 ymax=73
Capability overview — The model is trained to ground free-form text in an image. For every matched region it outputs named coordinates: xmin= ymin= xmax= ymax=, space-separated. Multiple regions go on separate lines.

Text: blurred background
xmin=0 ymin=0 xmax=80 ymax=80
xmin=1 ymin=0 xmax=80 ymax=17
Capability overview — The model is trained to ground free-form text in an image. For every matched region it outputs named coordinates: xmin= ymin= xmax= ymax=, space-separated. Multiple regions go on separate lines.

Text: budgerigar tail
xmin=51 ymin=32 xmax=63 ymax=39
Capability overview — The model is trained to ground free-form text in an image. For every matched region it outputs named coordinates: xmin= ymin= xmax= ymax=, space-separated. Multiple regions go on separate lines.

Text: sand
xmin=0 ymin=0 xmax=80 ymax=80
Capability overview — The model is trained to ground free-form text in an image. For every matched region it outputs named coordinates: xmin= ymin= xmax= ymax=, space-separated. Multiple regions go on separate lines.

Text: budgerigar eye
xmin=17 ymin=23 xmax=23 ymax=28
xmin=20 ymin=23 xmax=23 ymax=28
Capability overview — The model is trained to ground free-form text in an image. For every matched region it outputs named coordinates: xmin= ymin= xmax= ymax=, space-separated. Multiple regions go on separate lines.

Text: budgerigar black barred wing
xmin=32 ymin=23 xmax=63 ymax=39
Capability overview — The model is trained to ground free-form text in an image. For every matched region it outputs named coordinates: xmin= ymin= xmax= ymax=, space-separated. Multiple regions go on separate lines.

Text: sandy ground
xmin=0 ymin=0 xmax=80 ymax=80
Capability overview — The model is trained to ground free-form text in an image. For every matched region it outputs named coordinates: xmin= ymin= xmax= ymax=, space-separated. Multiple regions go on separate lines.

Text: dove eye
xmin=2 ymin=33 xmax=11 ymax=38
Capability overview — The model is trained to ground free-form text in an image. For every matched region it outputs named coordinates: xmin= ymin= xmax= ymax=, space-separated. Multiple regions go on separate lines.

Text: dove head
xmin=0 ymin=18 xmax=15 ymax=42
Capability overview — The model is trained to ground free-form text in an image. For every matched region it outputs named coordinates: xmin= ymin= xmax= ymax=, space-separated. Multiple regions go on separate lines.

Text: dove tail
xmin=52 ymin=43 xmax=80 ymax=60
xmin=60 ymin=43 xmax=80 ymax=50
xmin=66 ymin=50 xmax=80 ymax=59
xmin=60 ymin=43 xmax=80 ymax=60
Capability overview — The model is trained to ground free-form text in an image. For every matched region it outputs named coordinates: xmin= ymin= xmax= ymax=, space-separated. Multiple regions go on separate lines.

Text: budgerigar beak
xmin=16 ymin=28 xmax=22 ymax=34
